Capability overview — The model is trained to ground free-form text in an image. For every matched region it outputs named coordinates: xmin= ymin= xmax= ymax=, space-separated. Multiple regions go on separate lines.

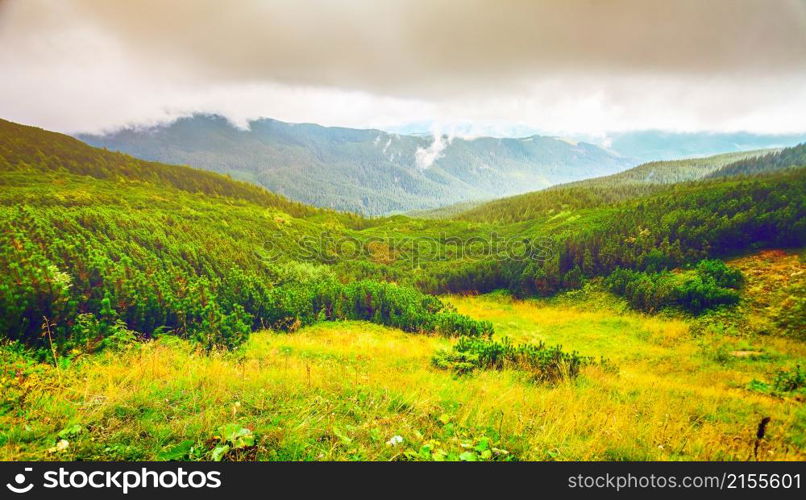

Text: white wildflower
xmin=386 ymin=435 xmax=404 ymax=446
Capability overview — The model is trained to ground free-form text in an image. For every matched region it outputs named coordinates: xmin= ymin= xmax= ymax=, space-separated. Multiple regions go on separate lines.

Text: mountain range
xmin=78 ymin=115 xmax=634 ymax=215
xmin=378 ymin=122 xmax=806 ymax=163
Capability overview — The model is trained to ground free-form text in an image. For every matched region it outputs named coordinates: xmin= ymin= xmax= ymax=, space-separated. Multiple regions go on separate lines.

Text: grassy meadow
xmin=2 ymin=250 xmax=803 ymax=461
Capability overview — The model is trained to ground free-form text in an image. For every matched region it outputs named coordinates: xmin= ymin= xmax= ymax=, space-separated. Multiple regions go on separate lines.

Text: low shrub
xmin=3 ymin=247 xmax=489 ymax=352
xmin=747 ymin=365 xmax=805 ymax=396
xmin=675 ymin=275 xmax=740 ymax=314
xmin=605 ymin=259 xmax=743 ymax=314
xmin=263 ymin=279 xmax=492 ymax=337
xmin=432 ymin=336 xmax=594 ymax=382
xmin=696 ymin=259 xmax=745 ymax=288
xmin=71 ymin=313 xmax=137 ymax=352
xmin=189 ymin=303 xmax=251 ymax=352
xmin=774 ymin=365 xmax=805 ymax=393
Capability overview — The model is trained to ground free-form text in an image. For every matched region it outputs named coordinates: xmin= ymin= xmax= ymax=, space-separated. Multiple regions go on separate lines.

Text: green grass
xmin=2 ymin=251 xmax=803 ymax=461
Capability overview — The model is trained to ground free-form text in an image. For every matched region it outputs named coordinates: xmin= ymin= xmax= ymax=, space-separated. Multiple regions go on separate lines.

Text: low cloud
xmin=415 ymin=128 xmax=451 ymax=171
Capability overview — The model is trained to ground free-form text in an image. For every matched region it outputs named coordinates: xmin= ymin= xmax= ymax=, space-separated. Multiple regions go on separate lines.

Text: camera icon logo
xmin=6 ymin=467 xmax=34 ymax=494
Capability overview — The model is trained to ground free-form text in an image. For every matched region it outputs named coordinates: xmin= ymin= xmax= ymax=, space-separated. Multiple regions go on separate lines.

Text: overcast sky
xmin=1 ymin=0 xmax=805 ymax=136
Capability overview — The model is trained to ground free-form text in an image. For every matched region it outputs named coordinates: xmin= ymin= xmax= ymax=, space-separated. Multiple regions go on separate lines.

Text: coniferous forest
xmin=4 ymin=118 xmax=804 ymax=353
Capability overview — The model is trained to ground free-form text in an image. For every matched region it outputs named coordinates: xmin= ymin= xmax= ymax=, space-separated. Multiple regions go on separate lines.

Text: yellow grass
xmin=2 ymin=289 xmax=803 ymax=460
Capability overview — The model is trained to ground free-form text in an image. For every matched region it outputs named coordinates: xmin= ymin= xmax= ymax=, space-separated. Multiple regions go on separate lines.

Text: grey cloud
xmin=64 ymin=0 xmax=806 ymax=97
xmin=1 ymin=0 xmax=804 ymax=134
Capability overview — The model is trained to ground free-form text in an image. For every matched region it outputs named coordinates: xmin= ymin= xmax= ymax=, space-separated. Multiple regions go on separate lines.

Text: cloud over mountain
xmin=1 ymin=0 xmax=804 ymax=134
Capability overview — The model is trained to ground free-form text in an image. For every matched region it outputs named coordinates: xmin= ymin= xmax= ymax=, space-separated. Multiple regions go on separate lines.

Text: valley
xmin=1 ymin=117 xmax=804 ymax=462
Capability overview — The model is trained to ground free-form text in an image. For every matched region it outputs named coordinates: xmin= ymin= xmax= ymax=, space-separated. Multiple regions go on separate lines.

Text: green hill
xmin=452 ymin=147 xmax=798 ymax=224
xmin=558 ymin=149 xmax=774 ymax=188
xmin=707 ymin=143 xmax=806 ymax=179
xmin=416 ymin=149 xmax=772 ymax=220
xmin=0 ymin=118 xmax=324 ymax=219
xmin=2 ymin=118 xmax=804 ymax=355
xmin=0 ymin=118 xmax=490 ymax=352
xmin=406 ymin=199 xmax=487 ymax=219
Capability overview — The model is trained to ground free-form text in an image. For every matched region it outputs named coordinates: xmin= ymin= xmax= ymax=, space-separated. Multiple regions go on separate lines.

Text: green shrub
xmin=695 ymin=259 xmax=744 ymax=288
xmin=433 ymin=336 xmax=594 ymax=382
xmin=190 ymin=303 xmax=252 ymax=352
xmin=774 ymin=365 xmax=805 ymax=393
xmin=71 ymin=313 xmax=137 ymax=353
xmin=263 ymin=279 xmax=491 ymax=337
xmin=748 ymin=365 xmax=806 ymax=396
xmin=605 ymin=259 xmax=742 ymax=314
xmin=1 ymin=229 xmax=487 ymax=350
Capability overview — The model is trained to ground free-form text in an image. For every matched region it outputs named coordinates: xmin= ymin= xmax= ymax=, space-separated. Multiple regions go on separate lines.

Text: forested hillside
xmin=707 ymin=143 xmax=806 ymax=178
xmin=2 ymin=118 xmax=804 ymax=356
xmin=78 ymin=114 xmax=633 ymax=215
xmin=393 ymin=171 xmax=806 ymax=297
xmin=0 ymin=119 xmax=490 ymax=354
xmin=417 ymin=149 xmax=772 ymax=220
xmin=453 ymin=146 xmax=803 ymax=223
xmin=558 ymin=149 xmax=773 ymax=188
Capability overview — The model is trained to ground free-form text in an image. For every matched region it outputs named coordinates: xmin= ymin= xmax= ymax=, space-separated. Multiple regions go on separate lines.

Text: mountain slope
xmin=78 ymin=115 xmax=633 ymax=215
xmin=707 ymin=143 xmax=806 ymax=179
xmin=3 ymin=120 xmax=804 ymax=463
xmin=0 ymin=118 xmax=324 ymax=219
xmin=3 ymin=118 xmax=804 ymax=347
xmin=0 ymin=118 xmax=488 ymax=349
xmin=416 ymin=148 xmax=769 ymax=220
xmin=450 ymin=146 xmax=805 ymax=224
xmin=558 ymin=149 xmax=775 ymax=188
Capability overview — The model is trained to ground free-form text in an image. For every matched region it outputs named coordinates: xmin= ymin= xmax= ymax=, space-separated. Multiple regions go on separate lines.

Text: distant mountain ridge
xmin=77 ymin=115 xmax=633 ymax=215
xmin=377 ymin=124 xmax=806 ymax=163
xmin=604 ymin=130 xmax=806 ymax=163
